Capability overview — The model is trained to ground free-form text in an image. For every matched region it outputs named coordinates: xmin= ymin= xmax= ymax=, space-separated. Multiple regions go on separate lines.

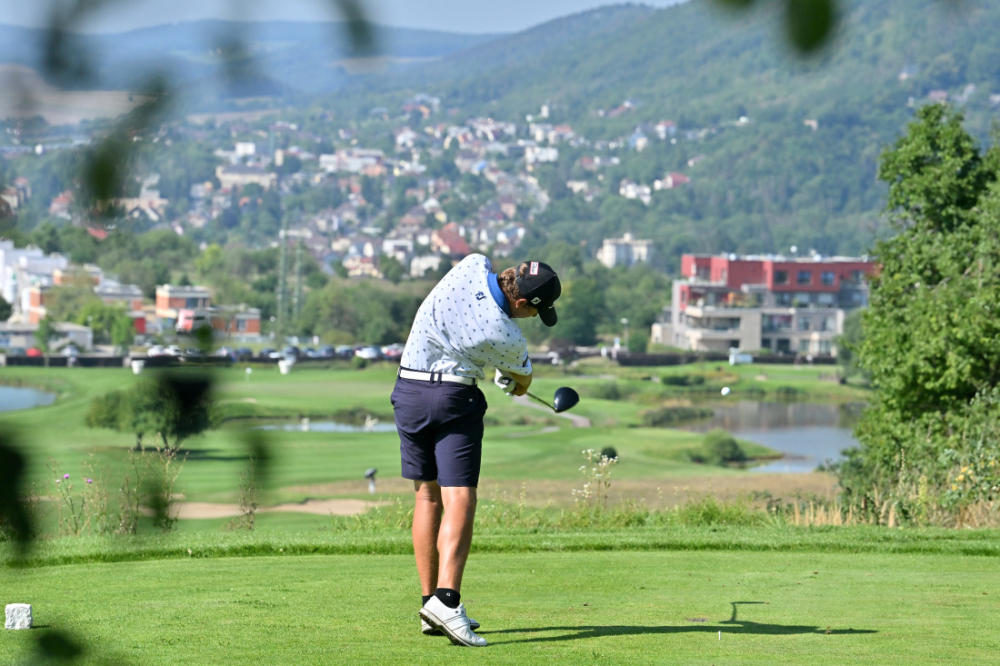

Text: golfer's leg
xmin=437 ymin=486 xmax=477 ymax=591
xmin=413 ymin=480 xmax=443 ymax=596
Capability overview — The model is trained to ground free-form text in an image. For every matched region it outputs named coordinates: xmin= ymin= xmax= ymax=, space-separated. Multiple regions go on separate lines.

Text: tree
xmin=35 ymin=316 xmax=55 ymax=354
xmin=85 ymin=375 xmax=214 ymax=456
xmin=0 ymin=295 xmax=11 ymax=322
xmin=843 ymin=104 xmax=1000 ymax=510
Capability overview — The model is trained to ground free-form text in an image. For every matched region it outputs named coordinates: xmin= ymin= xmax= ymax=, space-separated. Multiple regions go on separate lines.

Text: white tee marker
xmin=721 ymin=387 xmax=731 ymax=396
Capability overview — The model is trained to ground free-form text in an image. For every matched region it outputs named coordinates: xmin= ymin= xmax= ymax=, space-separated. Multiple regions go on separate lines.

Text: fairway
xmin=2 ymin=550 xmax=996 ymax=665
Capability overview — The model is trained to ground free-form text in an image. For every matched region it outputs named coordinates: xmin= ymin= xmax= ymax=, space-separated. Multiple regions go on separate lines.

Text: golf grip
xmin=526 ymin=391 xmax=556 ymax=411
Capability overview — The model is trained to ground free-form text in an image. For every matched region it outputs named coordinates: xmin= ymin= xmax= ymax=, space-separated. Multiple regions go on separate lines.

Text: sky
xmin=0 ymin=0 xmax=686 ymax=35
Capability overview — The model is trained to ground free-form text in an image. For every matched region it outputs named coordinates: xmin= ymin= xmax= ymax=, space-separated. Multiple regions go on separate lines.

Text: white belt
xmin=398 ymin=368 xmax=477 ymax=386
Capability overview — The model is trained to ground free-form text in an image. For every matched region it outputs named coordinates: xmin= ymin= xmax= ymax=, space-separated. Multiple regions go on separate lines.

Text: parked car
xmin=380 ymin=343 xmax=404 ymax=359
xmin=267 ymin=349 xmax=284 ymax=360
xmin=147 ymin=345 xmax=167 ymax=357
xmin=234 ymin=347 xmax=254 ymax=361
xmin=26 ymin=347 xmax=43 ymax=358
xmin=61 ymin=345 xmax=80 ymax=357
xmin=258 ymin=347 xmax=276 ymax=359
xmin=355 ymin=346 xmax=381 ymax=360
xmin=6 ymin=347 xmax=26 ymax=357
xmin=317 ymin=345 xmax=335 ymax=359
xmin=281 ymin=346 xmax=301 ymax=359
xmin=184 ymin=347 xmax=204 ymax=358
xmin=335 ymin=345 xmax=355 ymax=359
xmin=165 ymin=345 xmax=183 ymax=356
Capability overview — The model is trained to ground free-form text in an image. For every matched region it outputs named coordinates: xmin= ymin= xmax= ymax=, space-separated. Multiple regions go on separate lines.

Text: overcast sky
xmin=1 ymin=0 xmax=687 ymax=35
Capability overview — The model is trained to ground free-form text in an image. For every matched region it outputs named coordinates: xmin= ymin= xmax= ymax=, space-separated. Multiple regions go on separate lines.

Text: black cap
xmin=516 ymin=261 xmax=561 ymax=327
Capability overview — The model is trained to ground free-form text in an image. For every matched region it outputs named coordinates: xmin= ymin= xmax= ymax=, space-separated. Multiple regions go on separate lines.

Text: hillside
xmin=379 ymin=0 xmax=1000 ymax=261
xmin=0 ymin=20 xmax=503 ymax=98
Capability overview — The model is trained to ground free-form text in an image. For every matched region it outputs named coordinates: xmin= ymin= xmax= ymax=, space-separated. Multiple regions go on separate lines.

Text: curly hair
xmin=497 ymin=263 xmax=527 ymax=303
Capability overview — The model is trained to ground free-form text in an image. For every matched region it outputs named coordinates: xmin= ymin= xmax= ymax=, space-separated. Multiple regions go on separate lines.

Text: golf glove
xmin=494 ymin=368 xmax=516 ymax=394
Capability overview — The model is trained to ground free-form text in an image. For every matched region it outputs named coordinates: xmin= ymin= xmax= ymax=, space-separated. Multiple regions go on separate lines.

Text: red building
xmin=657 ymin=254 xmax=876 ymax=356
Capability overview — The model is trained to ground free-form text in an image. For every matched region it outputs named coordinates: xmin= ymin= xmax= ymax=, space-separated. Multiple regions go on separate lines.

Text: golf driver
xmin=527 ymin=387 xmax=580 ymax=413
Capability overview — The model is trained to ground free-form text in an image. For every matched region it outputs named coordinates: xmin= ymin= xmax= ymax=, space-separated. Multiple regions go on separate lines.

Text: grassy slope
xmin=2 ymin=549 xmax=997 ymax=665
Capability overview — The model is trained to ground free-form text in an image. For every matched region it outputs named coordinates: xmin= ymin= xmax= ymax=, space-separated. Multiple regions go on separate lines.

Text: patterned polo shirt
xmin=400 ymin=253 xmax=532 ymax=380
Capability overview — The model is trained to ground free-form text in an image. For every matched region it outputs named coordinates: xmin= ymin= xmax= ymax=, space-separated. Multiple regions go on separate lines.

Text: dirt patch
xmin=167 ymin=498 xmax=383 ymax=520
xmin=512 ymin=395 xmax=591 ymax=427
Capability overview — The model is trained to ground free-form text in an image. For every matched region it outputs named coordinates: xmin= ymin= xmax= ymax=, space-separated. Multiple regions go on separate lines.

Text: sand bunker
xmin=166 ymin=498 xmax=382 ymax=520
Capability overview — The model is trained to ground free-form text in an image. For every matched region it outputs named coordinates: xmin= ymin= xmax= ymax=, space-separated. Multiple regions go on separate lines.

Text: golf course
xmin=2 ymin=361 xmax=998 ymax=664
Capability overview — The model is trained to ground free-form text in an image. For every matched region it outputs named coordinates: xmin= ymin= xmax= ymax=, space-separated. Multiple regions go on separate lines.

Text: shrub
xmin=351 ymin=355 xmax=368 ymax=370
xmin=661 ymin=374 xmax=706 ymax=387
xmin=588 ymin=382 xmax=637 ymax=401
xmin=84 ymin=390 xmax=126 ymax=429
xmin=773 ymin=386 xmax=803 ymax=400
xmin=600 ymin=446 xmax=618 ymax=461
xmin=702 ymin=429 xmax=748 ymax=466
xmin=641 ymin=406 xmax=714 ymax=427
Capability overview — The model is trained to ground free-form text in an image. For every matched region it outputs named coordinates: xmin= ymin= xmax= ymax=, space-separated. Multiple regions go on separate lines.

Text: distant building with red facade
xmin=652 ymin=253 xmax=876 ymax=356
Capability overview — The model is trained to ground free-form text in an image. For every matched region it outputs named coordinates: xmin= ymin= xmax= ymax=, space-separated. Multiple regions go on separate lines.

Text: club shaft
xmin=526 ymin=391 xmax=556 ymax=411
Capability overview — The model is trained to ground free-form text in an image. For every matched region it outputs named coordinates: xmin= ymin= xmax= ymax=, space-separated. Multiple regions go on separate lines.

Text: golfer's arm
xmin=507 ymin=370 xmax=532 ymax=396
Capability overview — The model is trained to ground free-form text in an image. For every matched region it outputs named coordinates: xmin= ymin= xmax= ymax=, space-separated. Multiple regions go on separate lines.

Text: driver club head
xmin=552 ymin=387 xmax=580 ymax=413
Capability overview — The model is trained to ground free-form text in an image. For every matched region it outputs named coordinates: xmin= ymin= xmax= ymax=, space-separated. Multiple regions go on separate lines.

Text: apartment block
xmin=653 ymin=253 xmax=875 ymax=356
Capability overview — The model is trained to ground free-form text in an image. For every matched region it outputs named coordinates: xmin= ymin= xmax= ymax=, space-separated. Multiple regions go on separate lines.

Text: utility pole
xmin=293 ymin=238 xmax=303 ymax=323
xmin=277 ymin=221 xmax=288 ymax=338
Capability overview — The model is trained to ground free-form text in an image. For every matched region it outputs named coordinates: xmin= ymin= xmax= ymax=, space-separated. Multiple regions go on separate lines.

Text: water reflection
xmin=0 ymin=386 xmax=57 ymax=412
xmin=257 ymin=421 xmax=397 ymax=433
xmin=684 ymin=401 xmax=863 ymax=473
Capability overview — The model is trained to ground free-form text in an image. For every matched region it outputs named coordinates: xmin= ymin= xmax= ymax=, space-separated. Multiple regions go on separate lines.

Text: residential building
xmin=656 ymin=253 xmax=876 ymax=356
xmin=619 ymin=179 xmax=651 ymax=205
xmin=0 ymin=321 xmax=93 ymax=352
xmin=597 ymin=233 xmax=653 ymax=269
xmin=155 ymin=284 xmax=211 ymax=323
xmin=215 ymin=165 xmax=277 ymax=191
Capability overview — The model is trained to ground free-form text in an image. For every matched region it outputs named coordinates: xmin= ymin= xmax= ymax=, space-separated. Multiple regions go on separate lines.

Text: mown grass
xmin=2 ymin=547 xmax=997 ymax=665
xmin=1 ymin=365 xmax=785 ymax=509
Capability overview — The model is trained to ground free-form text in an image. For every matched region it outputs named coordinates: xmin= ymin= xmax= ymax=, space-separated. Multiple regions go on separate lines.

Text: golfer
xmin=391 ymin=254 xmax=561 ymax=647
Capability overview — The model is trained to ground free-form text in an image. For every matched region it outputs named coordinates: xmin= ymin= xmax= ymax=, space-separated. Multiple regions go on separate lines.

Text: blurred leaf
xmin=36 ymin=631 xmax=85 ymax=661
xmin=194 ymin=325 xmax=214 ymax=355
xmin=160 ymin=372 xmax=214 ymax=418
xmin=241 ymin=430 xmax=273 ymax=492
xmin=332 ymin=0 xmax=377 ymax=55
xmin=785 ymin=0 xmax=837 ymax=53
xmin=0 ymin=429 xmax=33 ymax=561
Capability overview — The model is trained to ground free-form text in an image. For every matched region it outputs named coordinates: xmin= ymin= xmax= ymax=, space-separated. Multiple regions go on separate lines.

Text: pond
xmin=257 ymin=420 xmax=398 ymax=433
xmin=684 ymin=401 xmax=862 ymax=473
xmin=0 ymin=386 xmax=57 ymax=412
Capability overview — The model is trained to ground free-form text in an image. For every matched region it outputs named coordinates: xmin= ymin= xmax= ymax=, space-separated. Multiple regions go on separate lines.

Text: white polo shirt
xmin=400 ymin=254 xmax=532 ymax=380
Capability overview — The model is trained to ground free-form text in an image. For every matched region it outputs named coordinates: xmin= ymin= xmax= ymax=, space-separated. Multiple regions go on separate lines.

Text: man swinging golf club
xmin=391 ymin=254 xmax=561 ymax=647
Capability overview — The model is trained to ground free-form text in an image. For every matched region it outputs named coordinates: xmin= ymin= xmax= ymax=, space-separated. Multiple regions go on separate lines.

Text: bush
xmin=351 ymin=355 xmax=368 ymax=370
xmin=85 ymin=390 xmax=126 ymax=429
xmin=773 ymin=386 xmax=803 ymax=400
xmin=641 ymin=406 xmax=714 ymax=427
xmin=661 ymin=374 xmax=706 ymax=387
xmin=600 ymin=446 xmax=618 ymax=461
xmin=702 ymin=429 xmax=747 ymax=466
xmin=588 ymin=382 xmax=637 ymax=401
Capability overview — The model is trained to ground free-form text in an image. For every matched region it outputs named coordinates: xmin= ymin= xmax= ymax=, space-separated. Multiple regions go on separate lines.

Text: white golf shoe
xmin=421 ymin=604 xmax=479 ymax=635
xmin=419 ymin=597 xmax=487 ymax=647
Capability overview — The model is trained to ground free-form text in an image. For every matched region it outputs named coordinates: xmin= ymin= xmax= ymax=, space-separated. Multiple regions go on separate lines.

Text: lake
xmin=0 ymin=386 xmax=57 ymax=412
xmin=685 ymin=401 xmax=862 ymax=473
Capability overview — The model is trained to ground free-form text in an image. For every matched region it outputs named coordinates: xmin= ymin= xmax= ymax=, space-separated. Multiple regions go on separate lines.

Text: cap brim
xmin=539 ymin=305 xmax=557 ymax=327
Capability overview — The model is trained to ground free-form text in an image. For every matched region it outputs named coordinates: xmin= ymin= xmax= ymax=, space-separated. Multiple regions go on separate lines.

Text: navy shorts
xmin=391 ymin=377 xmax=488 ymax=487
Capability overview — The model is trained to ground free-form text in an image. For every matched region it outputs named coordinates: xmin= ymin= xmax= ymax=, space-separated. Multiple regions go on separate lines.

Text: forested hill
xmin=391 ymin=0 xmax=1000 ymax=261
